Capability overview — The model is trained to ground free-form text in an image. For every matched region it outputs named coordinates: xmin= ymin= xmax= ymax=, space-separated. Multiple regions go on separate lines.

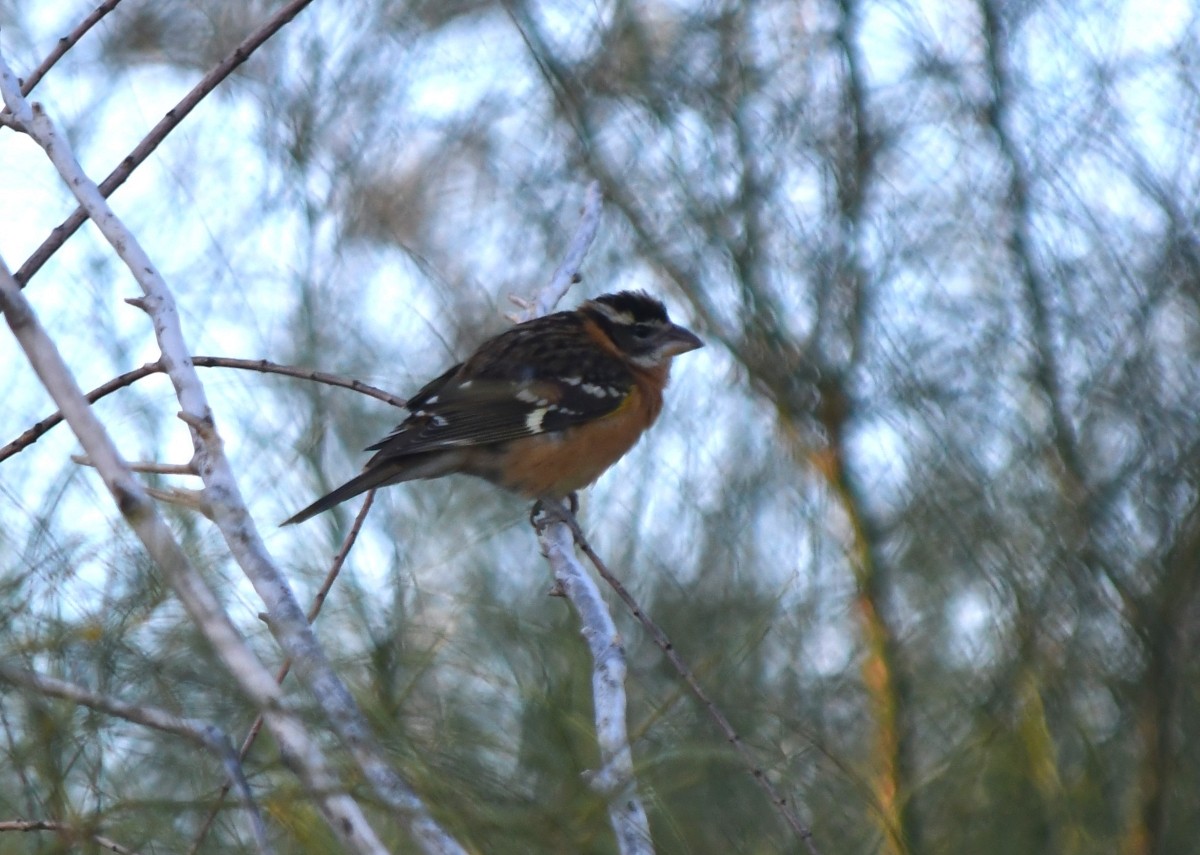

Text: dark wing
xmin=365 ymin=313 xmax=634 ymax=459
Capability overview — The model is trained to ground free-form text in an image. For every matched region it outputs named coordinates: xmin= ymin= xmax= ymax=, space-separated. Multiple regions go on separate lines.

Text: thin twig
xmin=0 ymin=361 xmax=160 ymax=463
xmin=72 ymin=454 xmax=196 ymax=476
xmin=18 ymin=1 xmax=124 ymax=97
xmin=187 ymin=491 xmax=376 ymax=855
xmin=0 ymin=356 xmax=404 ymax=465
xmin=13 ymin=0 xmax=320 ymax=287
xmin=560 ymin=513 xmax=821 ymax=854
xmin=0 ymin=819 xmax=142 ymax=855
xmin=0 ymin=663 xmax=274 ymax=855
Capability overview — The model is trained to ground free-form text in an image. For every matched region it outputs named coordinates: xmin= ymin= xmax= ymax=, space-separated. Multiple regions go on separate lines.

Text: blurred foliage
xmin=2 ymin=0 xmax=1199 ymax=853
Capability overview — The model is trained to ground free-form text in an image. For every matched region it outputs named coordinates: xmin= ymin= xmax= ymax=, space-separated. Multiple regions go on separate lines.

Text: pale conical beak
xmin=660 ymin=324 xmax=703 ymax=357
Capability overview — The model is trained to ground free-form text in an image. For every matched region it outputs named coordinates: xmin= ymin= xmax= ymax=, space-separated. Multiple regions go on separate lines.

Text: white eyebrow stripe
xmin=590 ymin=302 xmax=634 ymax=324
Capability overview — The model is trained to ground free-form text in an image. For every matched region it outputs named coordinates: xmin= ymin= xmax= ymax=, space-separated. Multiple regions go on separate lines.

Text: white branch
xmin=0 ymin=820 xmax=142 ymax=855
xmin=0 ymin=662 xmax=273 ymax=855
xmin=523 ymin=185 xmax=654 ymax=855
xmin=0 ymin=51 xmax=466 ymax=855
xmin=538 ymin=514 xmax=653 ymax=854
xmin=517 ymin=181 xmax=603 ymax=323
xmin=0 ymin=254 xmax=390 ymax=855
xmin=535 ymin=180 xmax=603 ymax=315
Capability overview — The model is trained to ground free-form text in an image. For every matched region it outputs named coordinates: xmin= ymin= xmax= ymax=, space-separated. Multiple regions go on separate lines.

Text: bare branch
xmin=0 ymin=253 xmax=389 ymax=854
xmin=188 ymin=491 xmax=377 ymax=855
xmin=0 ymin=663 xmax=273 ymax=855
xmin=560 ymin=513 xmax=822 ymax=854
xmin=0 ymin=361 xmax=161 ymax=463
xmin=0 ymin=356 xmax=403 ymax=465
xmin=13 ymin=0 xmax=320 ymax=287
xmin=15 ymin=1 xmax=124 ymax=98
xmin=0 ymin=819 xmax=142 ymax=855
xmin=0 ymin=51 xmax=466 ymax=855
xmin=518 ymin=187 xmax=652 ymax=853
xmin=535 ymin=507 xmax=653 ymax=854
xmin=72 ymin=454 xmax=197 ymax=476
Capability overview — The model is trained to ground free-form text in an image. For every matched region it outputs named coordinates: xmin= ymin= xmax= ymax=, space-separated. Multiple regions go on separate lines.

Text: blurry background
xmin=1 ymin=0 xmax=1198 ymax=852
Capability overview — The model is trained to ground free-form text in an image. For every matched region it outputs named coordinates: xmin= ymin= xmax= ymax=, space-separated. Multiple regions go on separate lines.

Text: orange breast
xmin=498 ymin=379 xmax=665 ymax=498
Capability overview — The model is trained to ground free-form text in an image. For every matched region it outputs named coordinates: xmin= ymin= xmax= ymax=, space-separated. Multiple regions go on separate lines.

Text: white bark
xmin=521 ymin=185 xmax=654 ymax=855
xmin=0 ymin=255 xmax=390 ymax=855
xmin=1 ymin=52 xmax=465 ymax=855
xmin=0 ymin=662 xmax=273 ymax=855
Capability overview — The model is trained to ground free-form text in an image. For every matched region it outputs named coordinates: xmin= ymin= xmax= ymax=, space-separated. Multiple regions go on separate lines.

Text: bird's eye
xmin=630 ymin=322 xmax=656 ymax=338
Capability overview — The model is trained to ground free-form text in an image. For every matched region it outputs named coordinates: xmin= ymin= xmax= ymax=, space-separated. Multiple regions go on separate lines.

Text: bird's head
xmin=582 ymin=291 xmax=703 ymax=368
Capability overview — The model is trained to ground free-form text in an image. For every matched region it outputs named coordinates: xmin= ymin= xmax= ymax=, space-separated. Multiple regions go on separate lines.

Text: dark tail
xmin=281 ymin=467 xmax=395 ymax=526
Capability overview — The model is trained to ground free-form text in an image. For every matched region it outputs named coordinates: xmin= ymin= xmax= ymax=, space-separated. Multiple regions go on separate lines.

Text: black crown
xmin=591 ymin=290 xmax=669 ymax=323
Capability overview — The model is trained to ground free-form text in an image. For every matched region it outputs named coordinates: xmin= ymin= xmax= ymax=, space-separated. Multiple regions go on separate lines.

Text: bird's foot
xmin=530 ymin=493 xmax=579 ymax=529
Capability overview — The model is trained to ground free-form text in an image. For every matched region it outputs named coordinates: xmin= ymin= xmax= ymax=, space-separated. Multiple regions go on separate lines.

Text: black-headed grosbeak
xmin=283 ymin=291 xmax=702 ymax=524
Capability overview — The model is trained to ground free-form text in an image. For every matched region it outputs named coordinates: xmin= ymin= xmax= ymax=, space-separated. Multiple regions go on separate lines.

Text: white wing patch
xmin=516 ymin=387 xmax=550 ymax=405
xmin=525 ymin=406 xmax=549 ymax=433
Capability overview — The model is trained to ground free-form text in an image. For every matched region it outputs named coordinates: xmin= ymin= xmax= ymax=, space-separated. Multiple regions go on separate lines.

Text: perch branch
xmin=559 ymin=517 xmax=820 ymax=853
xmin=519 ymin=185 xmax=653 ymax=854
xmin=535 ymin=507 xmax=653 ymax=854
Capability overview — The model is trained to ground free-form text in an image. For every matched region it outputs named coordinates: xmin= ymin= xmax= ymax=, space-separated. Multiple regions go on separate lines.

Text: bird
xmin=282 ymin=291 xmax=703 ymax=525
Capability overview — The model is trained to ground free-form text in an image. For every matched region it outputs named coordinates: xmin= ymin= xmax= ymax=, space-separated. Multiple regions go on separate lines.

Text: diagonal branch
xmin=13 ymin=0 xmax=320 ymax=287
xmin=0 ymin=356 xmax=404 ymax=465
xmin=0 ymin=56 xmax=463 ymax=855
xmin=187 ymin=490 xmax=377 ymax=855
xmin=10 ymin=0 xmax=124 ymax=102
xmin=0 ymin=662 xmax=273 ymax=855
xmin=0 ymin=819 xmax=142 ymax=855
xmin=0 ymin=255 xmax=389 ymax=855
